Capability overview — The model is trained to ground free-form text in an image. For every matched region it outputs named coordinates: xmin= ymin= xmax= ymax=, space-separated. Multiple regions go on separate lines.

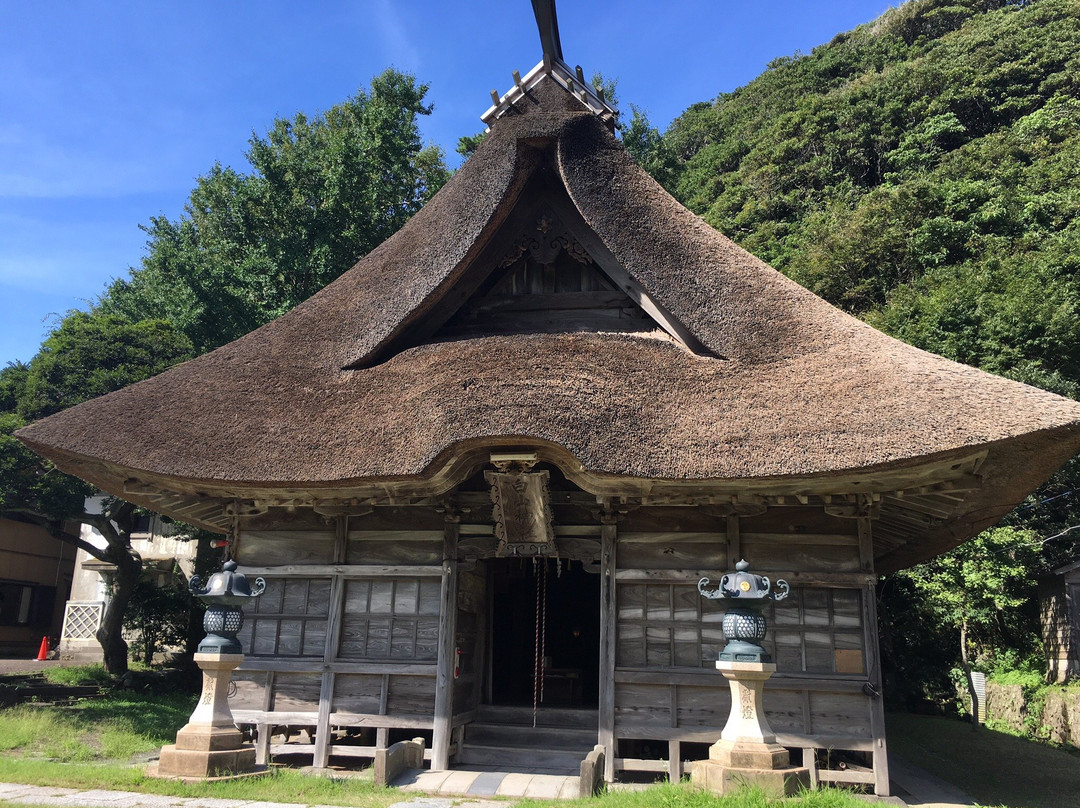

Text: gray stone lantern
xmin=698 ymin=559 xmax=789 ymax=663
xmin=154 ymin=557 xmax=265 ymax=780
xmin=691 ymin=559 xmax=809 ymax=797
xmin=190 ymin=560 xmax=266 ymax=654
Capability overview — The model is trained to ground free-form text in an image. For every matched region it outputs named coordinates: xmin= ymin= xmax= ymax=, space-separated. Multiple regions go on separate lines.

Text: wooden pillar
xmin=856 ymin=512 xmax=889 ymax=795
xmin=313 ymin=571 xmax=345 ymax=768
xmin=726 ymin=514 xmax=741 ymax=569
xmin=863 ymin=576 xmax=890 ymax=796
xmin=668 ymin=740 xmax=682 ymax=783
xmin=857 ymin=515 xmax=874 ymax=574
xmin=599 ymin=509 xmax=618 ymax=782
xmin=432 ymin=513 xmax=460 ymax=771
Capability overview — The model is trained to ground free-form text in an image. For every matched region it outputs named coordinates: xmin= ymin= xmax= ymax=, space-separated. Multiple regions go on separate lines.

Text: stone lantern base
xmin=691 ymin=661 xmax=810 ymax=798
xmin=151 ymin=652 xmax=261 ymax=780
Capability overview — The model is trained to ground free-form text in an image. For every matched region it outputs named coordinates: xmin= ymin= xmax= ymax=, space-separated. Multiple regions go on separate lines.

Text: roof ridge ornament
xmin=532 ymin=0 xmax=563 ymax=63
xmin=481 ymin=1 xmax=618 ymax=128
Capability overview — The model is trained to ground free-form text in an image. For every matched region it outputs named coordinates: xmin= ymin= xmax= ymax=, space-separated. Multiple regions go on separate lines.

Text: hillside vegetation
xmin=642 ymin=0 xmax=1080 ymax=399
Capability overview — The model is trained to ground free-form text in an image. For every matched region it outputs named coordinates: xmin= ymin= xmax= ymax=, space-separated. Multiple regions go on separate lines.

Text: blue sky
xmin=0 ymin=0 xmax=895 ymax=365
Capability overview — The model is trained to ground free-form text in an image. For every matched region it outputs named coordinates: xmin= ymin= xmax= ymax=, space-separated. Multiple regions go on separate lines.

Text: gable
xmin=361 ymin=157 xmax=706 ymax=365
xmin=433 ymin=203 xmax=653 ymax=340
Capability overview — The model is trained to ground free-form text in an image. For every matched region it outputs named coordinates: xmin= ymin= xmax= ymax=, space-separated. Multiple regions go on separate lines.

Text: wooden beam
xmin=614 ymin=569 xmax=876 ymax=587
xmin=431 ymin=513 xmax=460 ymax=770
xmin=238 ymin=659 xmax=436 ymax=675
xmin=599 ymin=511 xmax=618 ymax=782
xmin=238 ymin=564 xmax=443 ymax=577
xmin=613 ymin=669 xmax=871 ymax=692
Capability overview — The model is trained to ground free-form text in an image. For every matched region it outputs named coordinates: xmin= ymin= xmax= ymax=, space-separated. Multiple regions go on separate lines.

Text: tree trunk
xmin=96 ymin=544 xmax=141 ymax=676
xmin=960 ymin=617 xmax=979 ymax=731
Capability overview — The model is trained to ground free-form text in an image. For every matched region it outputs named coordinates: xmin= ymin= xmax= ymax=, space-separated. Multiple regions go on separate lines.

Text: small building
xmin=17 ymin=47 xmax=1080 ymax=795
xmin=0 ymin=516 xmax=75 ymax=657
xmin=1040 ymin=559 xmax=1080 ymax=683
xmin=59 ymin=501 xmax=197 ymax=662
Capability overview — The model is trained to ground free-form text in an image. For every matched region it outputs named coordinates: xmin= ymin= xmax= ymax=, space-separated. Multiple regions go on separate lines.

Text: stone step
xmin=454 ymin=742 xmax=587 ymax=773
xmin=465 ymin=721 xmax=597 ymax=750
xmin=474 ymin=704 xmax=599 ymax=729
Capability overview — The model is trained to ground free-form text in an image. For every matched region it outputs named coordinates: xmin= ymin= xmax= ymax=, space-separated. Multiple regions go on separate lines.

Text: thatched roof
xmin=17 ymin=76 xmax=1080 ymax=568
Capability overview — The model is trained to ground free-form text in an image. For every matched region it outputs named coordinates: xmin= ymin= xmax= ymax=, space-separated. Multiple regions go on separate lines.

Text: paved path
xmin=0 ymin=783 xmax=495 ymax=808
xmin=0 ymin=750 xmax=979 ymax=808
xmin=887 ymin=755 xmax=973 ymax=807
xmin=393 ymin=768 xmax=580 ymax=800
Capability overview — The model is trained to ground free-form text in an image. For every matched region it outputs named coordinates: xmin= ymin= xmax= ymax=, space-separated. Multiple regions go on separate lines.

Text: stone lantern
xmin=691 ymin=560 xmax=811 ymax=797
xmin=155 ymin=560 xmax=265 ymax=780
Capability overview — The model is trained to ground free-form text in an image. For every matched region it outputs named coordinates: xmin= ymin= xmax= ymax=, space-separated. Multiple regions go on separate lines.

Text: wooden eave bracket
xmin=481 ymin=56 xmax=619 ymax=127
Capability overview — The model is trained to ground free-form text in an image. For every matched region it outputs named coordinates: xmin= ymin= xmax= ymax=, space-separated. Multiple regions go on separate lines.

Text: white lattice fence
xmin=61 ymin=601 xmax=104 ymax=640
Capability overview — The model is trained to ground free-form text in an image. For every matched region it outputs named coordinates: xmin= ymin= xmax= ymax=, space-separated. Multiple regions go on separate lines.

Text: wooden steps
xmin=456 ymin=706 xmax=599 ymax=774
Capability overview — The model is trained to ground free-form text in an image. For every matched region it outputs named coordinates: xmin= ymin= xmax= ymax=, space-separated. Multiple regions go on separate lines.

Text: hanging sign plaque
xmin=485 ymin=469 xmax=557 ymax=557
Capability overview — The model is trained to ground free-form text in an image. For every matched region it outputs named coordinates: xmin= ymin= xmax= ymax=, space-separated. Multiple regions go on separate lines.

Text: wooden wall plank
xmin=331 ymin=673 xmax=383 ymax=714
xmin=271 ymin=673 xmax=322 ymax=711
xmin=617 ymin=542 xmax=728 ymax=571
xmin=239 ymin=531 xmax=336 ymax=565
xmin=386 ymin=673 xmax=438 ymax=716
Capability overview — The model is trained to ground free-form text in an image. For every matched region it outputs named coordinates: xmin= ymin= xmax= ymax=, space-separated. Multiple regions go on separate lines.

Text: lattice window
xmin=616 ymin=583 xmax=865 ymax=674
xmin=237 ymin=577 xmax=331 ymax=657
xmin=337 ymin=578 xmax=441 ymax=661
xmin=772 ymin=588 xmax=865 ymax=674
xmin=61 ymin=601 xmax=103 ymax=640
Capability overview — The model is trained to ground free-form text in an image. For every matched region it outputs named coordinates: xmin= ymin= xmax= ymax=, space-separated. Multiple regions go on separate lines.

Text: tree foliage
xmin=17 ymin=313 xmax=193 ymax=422
xmin=1 ymin=312 xmax=193 ymax=674
xmin=660 ymin=0 xmax=1080 ymax=400
xmin=100 ymin=69 xmax=450 ymax=353
xmin=4 ymin=73 xmax=451 ymax=673
xmin=123 ymin=568 xmax=194 ymax=667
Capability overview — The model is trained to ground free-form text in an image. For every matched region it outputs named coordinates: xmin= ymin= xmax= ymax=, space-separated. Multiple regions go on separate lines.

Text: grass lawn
xmin=886 ymin=712 xmax=1080 ymax=808
xmin=0 ymin=668 xmax=865 ymax=808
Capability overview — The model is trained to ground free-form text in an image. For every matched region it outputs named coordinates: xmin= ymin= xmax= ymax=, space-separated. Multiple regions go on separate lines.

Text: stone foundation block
xmin=709 ymin=739 xmax=790 ymax=769
xmin=691 ymin=760 xmax=811 ymax=797
xmin=174 ymin=725 xmax=246 ymax=752
xmin=157 ymin=744 xmax=257 ymax=779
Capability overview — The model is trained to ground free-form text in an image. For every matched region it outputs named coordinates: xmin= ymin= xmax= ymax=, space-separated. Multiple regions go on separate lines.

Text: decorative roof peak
xmin=481 ymin=1 xmax=618 ymax=129
xmin=481 ymin=57 xmax=618 ymax=128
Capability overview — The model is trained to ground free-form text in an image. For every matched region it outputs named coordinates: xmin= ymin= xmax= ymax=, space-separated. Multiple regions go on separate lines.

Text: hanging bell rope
xmin=531 ymin=556 xmax=552 ymax=728
xmin=532 ymin=557 xmax=542 ymax=728
xmin=540 ymin=557 xmax=548 ymax=707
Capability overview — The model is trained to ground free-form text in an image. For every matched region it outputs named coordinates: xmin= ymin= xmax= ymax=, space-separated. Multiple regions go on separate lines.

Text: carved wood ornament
xmin=485 ymin=462 xmax=557 ymax=557
xmin=499 ymin=210 xmax=593 ymax=269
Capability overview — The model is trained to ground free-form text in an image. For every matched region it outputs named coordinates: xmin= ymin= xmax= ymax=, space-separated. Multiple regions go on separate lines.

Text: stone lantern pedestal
xmin=155 ymin=652 xmax=257 ymax=779
xmin=151 ymin=559 xmax=265 ymax=781
xmin=691 ymin=660 xmax=810 ymax=797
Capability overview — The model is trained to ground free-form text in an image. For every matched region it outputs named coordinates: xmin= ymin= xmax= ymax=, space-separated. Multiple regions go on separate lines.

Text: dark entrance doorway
xmin=488 ymin=558 xmax=601 ymax=707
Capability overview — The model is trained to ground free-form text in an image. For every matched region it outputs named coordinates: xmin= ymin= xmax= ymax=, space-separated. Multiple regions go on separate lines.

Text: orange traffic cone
xmin=36 ymin=636 xmax=49 ymax=661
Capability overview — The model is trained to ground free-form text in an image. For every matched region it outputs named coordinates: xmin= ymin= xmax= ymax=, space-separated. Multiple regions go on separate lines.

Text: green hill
xmin=653 ymin=0 xmax=1080 ymax=398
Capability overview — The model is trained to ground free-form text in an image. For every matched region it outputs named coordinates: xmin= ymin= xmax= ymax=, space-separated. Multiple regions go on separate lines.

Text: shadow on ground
xmin=887 ymin=712 xmax=1080 ymax=808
